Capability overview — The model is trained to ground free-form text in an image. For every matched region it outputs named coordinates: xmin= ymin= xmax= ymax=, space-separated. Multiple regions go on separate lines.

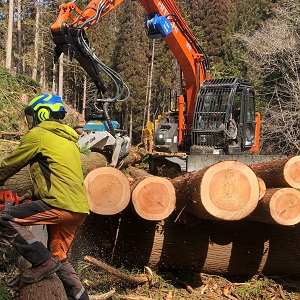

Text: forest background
xmin=1 ymin=1 xmax=300 ymax=299
xmin=0 ymin=0 xmax=300 ymax=155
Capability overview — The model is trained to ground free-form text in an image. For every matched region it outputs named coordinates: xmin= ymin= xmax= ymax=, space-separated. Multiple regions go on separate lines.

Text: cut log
xmin=16 ymin=275 xmax=67 ymax=300
xmin=84 ymin=167 xmax=131 ymax=215
xmin=80 ymin=148 xmax=147 ymax=176
xmin=128 ymin=167 xmax=176 ymax=221
xmin=0 ymin=165 xmax=33 ymax=196
xmin=112 ymin=211 xmax=300 ymax=276
xmin=257 ymin=177 xmax=266 ymax=200
xmin=248 ymin=188 xmax=300 ymax=226
xmin=80 ymin=152 xmax=108 ymax=175
xmin=250 ymin=156 xmax=300 ymax=188
xmin=15 ymin=226 xmax=67 ymax=300
xmin=172 ymin=160 xmax=260 ymax=221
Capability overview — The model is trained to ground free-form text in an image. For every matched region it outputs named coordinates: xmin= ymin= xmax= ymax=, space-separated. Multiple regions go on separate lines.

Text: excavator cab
xmin=191 ymin=78 xmax=259 ymax=154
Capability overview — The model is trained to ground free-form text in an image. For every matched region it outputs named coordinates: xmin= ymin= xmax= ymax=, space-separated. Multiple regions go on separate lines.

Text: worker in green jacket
xmin=0 ymin=94 xmax=90 ymax=300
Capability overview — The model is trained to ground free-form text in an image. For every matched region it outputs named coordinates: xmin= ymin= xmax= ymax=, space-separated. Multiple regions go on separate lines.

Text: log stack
xmin=3 ymin=154 xmax=300 ymax=278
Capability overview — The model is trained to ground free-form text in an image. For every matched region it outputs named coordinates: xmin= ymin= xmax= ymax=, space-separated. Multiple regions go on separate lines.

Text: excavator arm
xmin=51 ymin=0 xmax=210 ymax=143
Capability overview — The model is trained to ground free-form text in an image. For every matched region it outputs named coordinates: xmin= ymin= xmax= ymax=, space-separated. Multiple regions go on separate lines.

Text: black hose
xmin=103 ymin=102 xmax=116 ymax=137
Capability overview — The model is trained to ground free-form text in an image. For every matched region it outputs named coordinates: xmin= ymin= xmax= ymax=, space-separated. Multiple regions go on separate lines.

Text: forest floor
xmin=1 ymin=247 xmax=300 ymax=300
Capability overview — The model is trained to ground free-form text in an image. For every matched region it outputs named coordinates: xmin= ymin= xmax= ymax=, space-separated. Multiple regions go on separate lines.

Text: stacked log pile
xmin=69 ymin=155 xmax=300 ymax=277
xmin=2 ymin=154 xmax=300 ymax=278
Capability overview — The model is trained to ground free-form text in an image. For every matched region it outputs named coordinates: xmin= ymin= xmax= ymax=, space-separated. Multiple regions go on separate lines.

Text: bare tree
xmin=237 ymin=1 xmax=300 ymax=155
xmin=32 ymin=0 xmax=40 ymax=80
xmin=5 ymin=0 xmax=14 ymax=71
xmin=17 ymin=0 xmax=22 ymax=74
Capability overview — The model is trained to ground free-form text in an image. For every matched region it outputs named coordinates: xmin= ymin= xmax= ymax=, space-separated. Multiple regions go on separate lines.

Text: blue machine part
xmin=83 ymin=120 xmax=120 ymax=131
xmin=145 ymin=14 xmax=172 ymax=39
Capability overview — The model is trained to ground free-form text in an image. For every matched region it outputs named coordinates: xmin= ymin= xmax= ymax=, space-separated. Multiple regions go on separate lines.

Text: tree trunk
xmin=32 ymin=0 xmax=40 ymax=80
xmin=84 ymin=167 xmax=131 ymax=215
xmin=17 ymin=0 xmax=22 ymax=74
xmin=250 ymin=156 xmax=300 ymax=188
xmin=248 ymin=188 xmax=300 ymax=226
xmin=113 ymin=211 xmax=300 ymax=276
xmin=5 ymin=0 xmax=14 ymax=70
xmin=58 ymin=54 xmax=64 ymax=98
xmin=15 ymin=226 xmax=67 ymax=300
xmin=171 ymin=160 xmax=260 ymax=221
xmin=128 ymin=167 xmax=176 ymax=221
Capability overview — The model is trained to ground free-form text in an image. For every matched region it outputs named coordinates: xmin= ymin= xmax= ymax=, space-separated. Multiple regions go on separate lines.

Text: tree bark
xmin=84 ymin=167 xmax=131 ymax=215
xmin=84 ymin=256 xmax=148 ymax=284
xmin=128 ymin=167 xmax=176 ymax=221
xmin=113 ymin=211 xmax=300 ymax=276
xmin=250 ymin=156 xmax=300 ymax=188
xmin=248 ymin=188 xmax=300 ymax=226
xmin=171 ymin=160 xmax=260 ymax=221
xmin=16 ymin=275 xmax=67 ymax=300
xmin=5 ymin=0 xmax=14 ymax=70
xmin=32 ymin=0 xmax=40 ymax=80
xmin=15 ymin=226 xmax=67 ymax=300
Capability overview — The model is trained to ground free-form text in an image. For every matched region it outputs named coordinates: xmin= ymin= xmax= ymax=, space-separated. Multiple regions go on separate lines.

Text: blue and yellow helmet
xmin=25 ymin=94 xmax=66 ymax=129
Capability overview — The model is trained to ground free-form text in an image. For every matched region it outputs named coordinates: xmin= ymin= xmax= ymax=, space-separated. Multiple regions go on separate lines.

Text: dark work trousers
xmin=0 ymin=200 xmax=89 ymax=300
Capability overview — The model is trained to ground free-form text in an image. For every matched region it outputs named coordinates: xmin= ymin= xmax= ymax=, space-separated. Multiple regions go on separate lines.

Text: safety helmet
xmin=25 ymin=94 xmax=66 ymax=129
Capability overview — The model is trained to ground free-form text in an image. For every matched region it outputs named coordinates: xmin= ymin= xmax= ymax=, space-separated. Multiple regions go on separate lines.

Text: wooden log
xmin=0 ymin=164 xmax=33 ymax=196
xmin=248 ymin=188 xmax=300 ymax=226
xmin=128 ymin=167 xmax=176 ymax=221
xmin=112 ymin=211 xmax=300 ymax=276
xmin=250 ymin=156 xmax=300 ymax=188
xmin=172 ymin=160 xmax=260 ymax=221
xmin=80 ymin=152 xmax=108 ymax=175
xmin=15 ymin=226 xmax=67 ymax=300
xmin=16 ymin=275 xmax=67 ymax=300
xmin=258 ymin=177 xmax=266 ymax=200
xmin=84 ymin=167 xmax=131 ymax=215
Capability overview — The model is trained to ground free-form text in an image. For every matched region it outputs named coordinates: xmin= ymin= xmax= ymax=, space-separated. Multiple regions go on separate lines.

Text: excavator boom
xmin=51 ymin=0 xmax=210 ymax=142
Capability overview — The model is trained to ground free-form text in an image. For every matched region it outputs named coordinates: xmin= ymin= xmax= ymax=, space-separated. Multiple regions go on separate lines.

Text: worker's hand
xmin=19 ymin=192 xmax=32 ymax=203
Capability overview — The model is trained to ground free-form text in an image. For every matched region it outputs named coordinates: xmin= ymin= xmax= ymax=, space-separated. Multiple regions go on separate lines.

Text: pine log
xmin=112 ymin=211 xmax=300 ymax=276
xmin=15 ymin=226 xmax=67 ymax=300
xmin=250 ymin=156 xmax=300 ymax=188
xmin=248 ymin=188 xmax=300 ymax=226
xmin=127 ymin=166 xmax=176 ymax=221
xmin=258 ymin=177 xmax=266 ymax=200
xmin=84 ymin=167 xmax=131 ymax=215
xmin=16 ymin=275 xmax=67 ymax=300
xmin=171 ymin=160 xmax=260 ymax=221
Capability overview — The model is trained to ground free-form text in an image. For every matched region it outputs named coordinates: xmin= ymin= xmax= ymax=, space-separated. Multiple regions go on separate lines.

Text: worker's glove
xmin=19 ymin=192 xmax=32 ymax=204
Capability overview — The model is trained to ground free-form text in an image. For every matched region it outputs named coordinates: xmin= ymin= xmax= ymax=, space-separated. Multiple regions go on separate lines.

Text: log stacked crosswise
xmin=172 ymin=160 xmax=260 ymax=221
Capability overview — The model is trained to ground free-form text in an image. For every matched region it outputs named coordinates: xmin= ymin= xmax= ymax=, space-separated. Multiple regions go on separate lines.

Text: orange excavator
xmin=51 ymin=0 xmax=261 ymax=171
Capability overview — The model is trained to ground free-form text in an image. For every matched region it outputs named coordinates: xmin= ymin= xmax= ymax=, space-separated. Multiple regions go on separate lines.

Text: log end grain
xmin=258 ymin=177 xmax=266 ymax=201
xmin=283 ymin=156 xmax=300 ymax=188
xmin=132 ymin=177 xmax=176 ymax=221
xmin=200 ymin=160 xmax=260 ymax=220
xmin=84 ymin=167 xmax=131 ymax=215
xmin=270 ymin=188 xmax=300 ymax=226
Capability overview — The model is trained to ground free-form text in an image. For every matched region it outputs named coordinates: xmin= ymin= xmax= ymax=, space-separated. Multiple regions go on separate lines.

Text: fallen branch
xmin=0 ymin=139 xmax=20 ymax=144
xmin=0 ymin=131 xmax=24 ymax=137
xmin=89 ymin=289 xmax=116 ymax=300
xmin=118 ymin=296 xmax=154 ymax=300
xmin=84 ymin=256 xmax=149 ymax=285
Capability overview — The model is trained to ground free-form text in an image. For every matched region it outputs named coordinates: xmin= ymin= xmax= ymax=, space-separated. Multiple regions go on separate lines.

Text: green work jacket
xmin=0 ymin=120 xmax=90 ymax=214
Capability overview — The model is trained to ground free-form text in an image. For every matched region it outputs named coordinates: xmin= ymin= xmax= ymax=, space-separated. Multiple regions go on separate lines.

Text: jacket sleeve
xmin=0 ymin=129 xmax=40 ymax=185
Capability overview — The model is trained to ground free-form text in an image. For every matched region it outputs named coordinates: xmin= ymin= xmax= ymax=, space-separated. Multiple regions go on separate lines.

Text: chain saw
xmin=0 ymin=190 xmax=21 ymax=211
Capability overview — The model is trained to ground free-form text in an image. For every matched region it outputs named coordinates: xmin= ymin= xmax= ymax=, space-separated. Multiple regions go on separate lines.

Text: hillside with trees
xmin=1 ymin=0 xmax=299 ymax=154
xmin=1 ymin=0 xmax=300 ymax=299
